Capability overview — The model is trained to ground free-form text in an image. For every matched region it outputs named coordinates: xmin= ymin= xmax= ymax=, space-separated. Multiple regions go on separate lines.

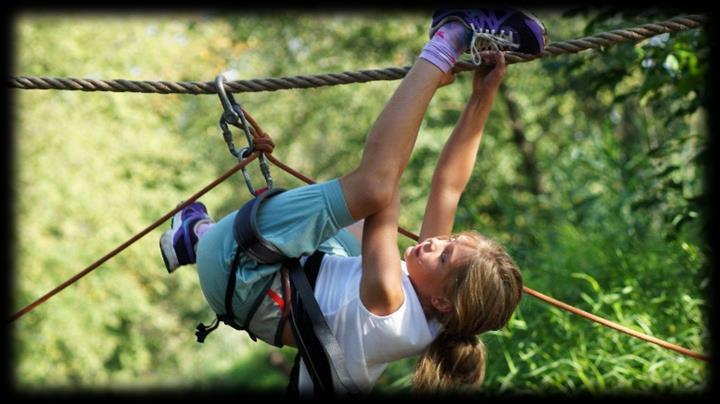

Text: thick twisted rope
xmin=8 ymin=14 xmax=706 ymax=94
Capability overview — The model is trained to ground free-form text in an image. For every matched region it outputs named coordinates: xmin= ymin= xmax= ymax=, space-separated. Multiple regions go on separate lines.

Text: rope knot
xmin=253 ymin=136 xmax=275 ymax=154
xmin=241 ymin=109 xmax=275 ymax=155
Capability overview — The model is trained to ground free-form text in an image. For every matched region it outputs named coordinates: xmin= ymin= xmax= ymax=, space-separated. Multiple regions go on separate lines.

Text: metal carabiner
xmin=236 ymin=147 xmax=274 ymax=197
xmin=219 ymin=118 xmax=241 ymax=160
xmin=216 ymin=74 xmax=273 ymax=197
xmin=215 ymin=74 xmax=240 ymax=125
xmin=256 ymin=149 xmax=273 ymax=193
xmin=237 ymin=147 xmax=258 ymax=196
xmin=216 ymin=75 xmax=254 ymax=157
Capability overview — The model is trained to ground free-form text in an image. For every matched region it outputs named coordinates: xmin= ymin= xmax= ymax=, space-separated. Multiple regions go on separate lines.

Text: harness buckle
xmin=195 ymin=317 xmax=220 ymax=343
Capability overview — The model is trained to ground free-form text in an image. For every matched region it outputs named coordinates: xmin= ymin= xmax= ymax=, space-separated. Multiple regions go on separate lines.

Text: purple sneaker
xmin=159 ymin=201 xmax=214 ymax=273
xmin=430 ymin=7 xmax=546 ymax=62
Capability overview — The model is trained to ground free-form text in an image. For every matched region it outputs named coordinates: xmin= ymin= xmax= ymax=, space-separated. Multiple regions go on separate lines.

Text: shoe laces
xmin=468 ymin=22 xmax=518 ymax=65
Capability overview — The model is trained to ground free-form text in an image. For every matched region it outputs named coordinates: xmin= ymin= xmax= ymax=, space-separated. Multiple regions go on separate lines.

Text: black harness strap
xmin=286 ymin=252 xmax=361 ymax=396
xmin=286 ymin=251 xmax=328 ymax=396
xmin=195 ymin=233 xmax=272 ymax=343
xmin=303 ymin=249 xmax=324 ymax=286
xmin=194 ymin=244 xmax=244 ymax=342
xmin=287 ymin=258 xmax=332 ymax=395
xmin=233 ymin=187 xmax=287 ymax=263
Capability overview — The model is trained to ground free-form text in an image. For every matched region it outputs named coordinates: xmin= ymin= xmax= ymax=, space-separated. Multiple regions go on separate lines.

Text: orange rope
xmin=247 ymin=103 xmax=709 ymax=363
xmin=9 ymin=155 xmax=257 ymax=323
xmin=10 ymin=106 xmax=709 ymax=364
xmin=267 ymin=153 xmax=709 ymax=362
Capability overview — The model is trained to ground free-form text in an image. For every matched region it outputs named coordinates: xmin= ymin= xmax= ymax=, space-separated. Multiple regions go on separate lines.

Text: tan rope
xmin=7 ymin=14 xmax=707 ymax=94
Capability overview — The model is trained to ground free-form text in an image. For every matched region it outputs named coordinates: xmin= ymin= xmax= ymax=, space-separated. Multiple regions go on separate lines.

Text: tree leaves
xmin=12 ymin=10 xmax=708 ymax=393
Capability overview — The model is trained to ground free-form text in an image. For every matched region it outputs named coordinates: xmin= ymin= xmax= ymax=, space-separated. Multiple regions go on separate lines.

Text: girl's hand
xmin=472 ymin=51 xmax=506 ymax=95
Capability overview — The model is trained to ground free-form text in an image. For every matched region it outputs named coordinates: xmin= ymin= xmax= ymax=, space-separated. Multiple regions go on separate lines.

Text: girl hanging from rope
xmin=160 ymin=8 xmax=545 ymax=395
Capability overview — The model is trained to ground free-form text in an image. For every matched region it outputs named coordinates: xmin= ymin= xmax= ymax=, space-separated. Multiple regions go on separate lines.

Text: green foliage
xmin=12 ymin=9 xmax=708 ymax=395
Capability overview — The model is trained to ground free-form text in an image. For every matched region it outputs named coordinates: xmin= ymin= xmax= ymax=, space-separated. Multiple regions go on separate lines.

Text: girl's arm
xmin=350 ymin=63 xmax=453 ymax=316
xmin=419 ymin=51 xmax=507 ymax=241
xmin=359 ymin=189 xmax=404 ymax=316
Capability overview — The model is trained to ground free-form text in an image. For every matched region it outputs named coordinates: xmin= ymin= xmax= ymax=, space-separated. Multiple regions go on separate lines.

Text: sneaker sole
xmin=159 ymin=209 xmax=184 ymax=274
xmin=515 ymin=7 xmax=547 ymax=50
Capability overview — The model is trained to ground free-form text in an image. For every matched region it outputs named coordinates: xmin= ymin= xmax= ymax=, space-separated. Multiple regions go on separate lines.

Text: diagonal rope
xmin=249 ymin=110 xmax=712 ymax=363
xmin=7 ymin=14 xmax=707 ymax=94
xmin=8 ymin=155 xmax=257 ymax=323
xmin=9 ymin=101 xmax=710 ymax=363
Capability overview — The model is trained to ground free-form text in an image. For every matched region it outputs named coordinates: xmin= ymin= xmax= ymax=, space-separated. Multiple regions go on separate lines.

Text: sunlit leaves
xmin=13 ymin=9 xmax=708 ymax=394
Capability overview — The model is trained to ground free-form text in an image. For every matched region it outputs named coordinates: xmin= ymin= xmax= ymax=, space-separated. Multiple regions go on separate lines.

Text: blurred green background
xmin=11 ymin=8 xmax=709 ymax=395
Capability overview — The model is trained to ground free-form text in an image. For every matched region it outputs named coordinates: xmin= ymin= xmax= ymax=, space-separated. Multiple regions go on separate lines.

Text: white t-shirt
xmin=297 ymin=254 xmax=442 ymax=395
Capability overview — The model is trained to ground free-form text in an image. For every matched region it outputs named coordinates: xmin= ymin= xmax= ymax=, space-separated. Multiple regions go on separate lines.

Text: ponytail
xmin=411 ymin=331 xmax=486 ymax=393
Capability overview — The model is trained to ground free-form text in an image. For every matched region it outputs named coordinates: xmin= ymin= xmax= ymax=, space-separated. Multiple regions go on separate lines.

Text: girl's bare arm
xmin=419 ymin=51 xmax=507 ymax=241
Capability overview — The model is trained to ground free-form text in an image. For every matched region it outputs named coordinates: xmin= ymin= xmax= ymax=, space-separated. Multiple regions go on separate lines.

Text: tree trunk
xmin=500 ymin=82 xmax=543 ymax=195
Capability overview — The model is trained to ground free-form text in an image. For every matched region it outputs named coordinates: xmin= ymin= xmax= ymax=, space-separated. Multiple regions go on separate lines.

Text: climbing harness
xmin=194 ymin=187 xmax=287 ymax=346
xmin=194 ymin=186 xmax=360 ymax=395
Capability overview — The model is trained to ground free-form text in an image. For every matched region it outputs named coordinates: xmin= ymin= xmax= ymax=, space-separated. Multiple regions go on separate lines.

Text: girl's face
xmin=404 ymin=235 xmax=477 ymax=311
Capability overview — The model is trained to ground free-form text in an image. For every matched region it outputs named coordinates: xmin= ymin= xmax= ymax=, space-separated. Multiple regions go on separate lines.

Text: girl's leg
xmin=340 ymin=22 xmax=470 ymax=221
xmin=163 ymin=21 xmax=471 ymax=270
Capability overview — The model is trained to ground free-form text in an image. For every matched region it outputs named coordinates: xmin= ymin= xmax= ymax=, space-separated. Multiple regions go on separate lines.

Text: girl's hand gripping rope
xmin=472 ymin=50 xmax=506 ymax=96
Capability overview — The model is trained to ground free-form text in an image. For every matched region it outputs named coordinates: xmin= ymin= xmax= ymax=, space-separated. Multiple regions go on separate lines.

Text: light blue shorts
xmin=196 ymin=178 xmax=359 ymax=320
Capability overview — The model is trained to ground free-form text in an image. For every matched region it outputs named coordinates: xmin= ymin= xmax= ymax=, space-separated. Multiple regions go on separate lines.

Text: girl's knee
xmin=340 ymin=173 xmax=395 ymax=220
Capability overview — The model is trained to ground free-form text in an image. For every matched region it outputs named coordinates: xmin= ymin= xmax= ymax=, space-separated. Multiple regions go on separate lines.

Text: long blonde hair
xmin=411 ymin=230 xmax=523 ymax=393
